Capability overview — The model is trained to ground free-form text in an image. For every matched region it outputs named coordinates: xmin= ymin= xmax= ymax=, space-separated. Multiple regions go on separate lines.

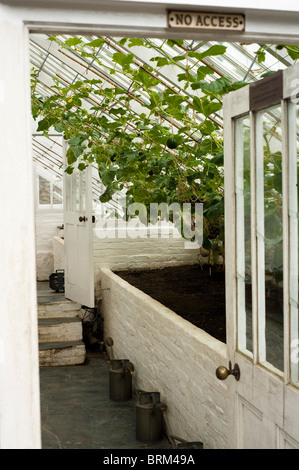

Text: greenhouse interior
xmin=1 ymin=1 xmax=299 ymax=452
xmin=30 ymin=33 xmax=299 ymax=450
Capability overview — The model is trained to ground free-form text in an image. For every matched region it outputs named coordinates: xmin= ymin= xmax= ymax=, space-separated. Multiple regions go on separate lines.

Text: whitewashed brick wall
xmin=35 ymin=210 xmax=63 ymax=280
xmin=100 ymin=268 xmax=228 ymax=449
xmin=38 ymin=216 xmax=204 ymax=287
xmin=93 ymin=223 xmax=205 ymax=298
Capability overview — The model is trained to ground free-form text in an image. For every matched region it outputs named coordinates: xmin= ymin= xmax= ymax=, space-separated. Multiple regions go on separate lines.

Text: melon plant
xmin=31 ymin=36 xmax=295 ymax=266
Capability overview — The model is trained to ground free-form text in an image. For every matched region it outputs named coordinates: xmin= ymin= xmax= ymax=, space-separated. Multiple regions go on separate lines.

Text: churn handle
xmin=150 ymin=392 xmax=157 ymax=413
xmin=121 ymin=360 xmax=126 ymax=376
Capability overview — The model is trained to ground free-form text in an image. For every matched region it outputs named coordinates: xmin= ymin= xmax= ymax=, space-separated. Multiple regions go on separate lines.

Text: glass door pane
xmin=256 ymin=104 xmax=284 ymax=373
xmin=235 ymin=115 xmax=253 ymax=356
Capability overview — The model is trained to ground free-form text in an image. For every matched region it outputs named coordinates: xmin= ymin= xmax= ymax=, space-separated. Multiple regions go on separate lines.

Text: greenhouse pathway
xmin=40 ymin=350 xmax=172 ymax=450
xmin=37 ymin=281 xmax=171 ymax=450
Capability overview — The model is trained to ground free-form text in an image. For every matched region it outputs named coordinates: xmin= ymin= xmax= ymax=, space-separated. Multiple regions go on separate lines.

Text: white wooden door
xmin=63 ymin=143 xmax=94 ymax=308
xmin=222 ymin=63 xmax=299 ymax=448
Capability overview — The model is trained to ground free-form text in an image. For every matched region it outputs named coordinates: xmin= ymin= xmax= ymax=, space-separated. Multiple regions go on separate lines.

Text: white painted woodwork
xmin=224 ymin=63 xmax=299 ymax=448
xmin=2 ymin=2 xmax=299 ymax=44
xmin=1 ymin=0 xmax=299 ymax=450
xmin=0 ymin=20 xmax=41 ymax=449
xmin=63 ymin=143 xmax=95 ymax=308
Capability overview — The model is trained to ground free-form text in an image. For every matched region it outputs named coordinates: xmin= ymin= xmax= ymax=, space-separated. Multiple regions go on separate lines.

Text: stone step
xmin=38 ymin=300 xmax=81 ymax=319
xmin=38 ymin=317 xmax=83 ymax=344
xmin=39 ymin=340 xmax=86 ymax=367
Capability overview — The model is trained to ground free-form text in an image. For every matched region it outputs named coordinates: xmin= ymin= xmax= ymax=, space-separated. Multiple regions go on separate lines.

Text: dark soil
xmin=114 ymin=264 xmax=226 ymax=343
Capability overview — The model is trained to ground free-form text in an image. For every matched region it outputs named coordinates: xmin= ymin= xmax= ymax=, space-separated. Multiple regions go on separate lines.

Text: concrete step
xmin=38 ymin=300 xmax=81 ymax=319
xmin=39 ymin=340 xmax=86 ymax=367
xmin=38 ymin=317 xmax=83 ymax=344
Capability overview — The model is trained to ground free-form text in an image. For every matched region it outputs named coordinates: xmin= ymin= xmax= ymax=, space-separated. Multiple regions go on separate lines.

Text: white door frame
xmin=223 ymin=63 xmax=299 ymax=448
xmin=1 ymin=0 xmax=299 ymax=449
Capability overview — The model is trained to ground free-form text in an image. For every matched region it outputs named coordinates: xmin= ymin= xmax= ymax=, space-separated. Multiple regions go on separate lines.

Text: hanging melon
xmin=166 ymin=137 xmax=178 ymax=149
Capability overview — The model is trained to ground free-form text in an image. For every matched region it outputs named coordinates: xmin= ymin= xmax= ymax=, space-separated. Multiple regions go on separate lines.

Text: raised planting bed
xmin=114 ymin=264 xmax=226 ymax=343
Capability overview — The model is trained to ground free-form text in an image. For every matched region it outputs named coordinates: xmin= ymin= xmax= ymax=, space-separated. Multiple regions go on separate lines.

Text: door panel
xmin=63 ymin=143 xmax=94 ymax=308
xmin=237 ymin=396 xmax=263 ymax=449
xmin=223 ymin=63 xmax=299 ymax=449
xmin=277 ymin=427 xmax=299 ymax=449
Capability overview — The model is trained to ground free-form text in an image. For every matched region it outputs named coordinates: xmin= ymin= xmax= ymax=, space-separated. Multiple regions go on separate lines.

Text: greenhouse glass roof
xmin=30 ymin=34 xmax=296 ymax=210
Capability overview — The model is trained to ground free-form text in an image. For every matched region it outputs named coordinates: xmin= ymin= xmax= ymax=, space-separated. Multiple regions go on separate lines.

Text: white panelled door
xmin=221 ymin=63 xmax=299 ymax=448
xmin=63 ymin=143 xmax=94 ymax=308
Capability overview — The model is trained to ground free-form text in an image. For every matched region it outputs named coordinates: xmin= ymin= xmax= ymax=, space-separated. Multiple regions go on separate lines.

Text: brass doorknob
xmin=216 ymin=361 xmax=240 ymax=381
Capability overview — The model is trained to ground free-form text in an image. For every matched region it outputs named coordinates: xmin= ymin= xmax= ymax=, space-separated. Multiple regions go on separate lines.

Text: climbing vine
xmin=31 ymin=37 xmax=299 ymax=263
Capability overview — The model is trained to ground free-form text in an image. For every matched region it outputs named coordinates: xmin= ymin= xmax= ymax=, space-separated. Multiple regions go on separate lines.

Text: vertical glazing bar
xmin=282 ymin=100 xmax=290 ymax=384
xmin=289 ymin=101 xmax=299 ymax=385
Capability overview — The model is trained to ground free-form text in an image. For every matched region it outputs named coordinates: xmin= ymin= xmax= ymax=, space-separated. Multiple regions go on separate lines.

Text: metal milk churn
xmin=105 ymin=337 xmax=134 ymax=402
xmin=168 ymin=435 xmax=204 ymax=449
xmin=109 ymin=359 xmax=134 ymax=402
xmin=136 ymin=391 xmax=167 ymax=443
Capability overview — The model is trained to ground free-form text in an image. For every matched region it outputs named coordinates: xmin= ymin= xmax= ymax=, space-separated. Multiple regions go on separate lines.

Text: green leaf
xmin=148 ymin=91 xmax=163 ymax=110
xmin=177 ymin=72 xmax=196 ymax=86
xmin=188 ymin=45 xmax=226 ymax=61
xmin=150 ymin=56 xmax=170 ymax=67
xmin=193 ymin=77 xmax=230 ymax=93
xmin=109 ymin=107 xmax=127 ymax=116
xmin=284 ymin=45 xmax=299 ymax=60
xmin=54 ymin=122 xmax=65 ymax=133
xmin=172 ymin=55 xmax=186 ymax=62
xmin=197 ymin=66 xmax=214 ymax=80
xmin=163 ymin=94 xmax=186 ymax=117
xmin=64 ymin=37 xmax=83 ymax=47
xmin=98 ymin=163 xmax=117 ymax=186
xmin=118 ymin=38 xmax=128 ymax=46
xmin=86 ymin=38 xmax=105 ymax=48
xmin=69 ymin=80 xmax=83 ymax=89
xmin=65 ymin=166 xmax=74 ymax=175
xmin=78 ymin=163 xmax=87 ymax=171
xmin=209 ymin=151 xmax=224 ymax=166
xmin=99 ymin=184 xmax=118 ymax=203
xmin=260 ymin=71 xmax=277 ymax=78
xmin=128 ymin=38 xmax=145 ymax=47
xmin=36 ymin=117 xmax=57 ymax=132
xmin=167 ymin=39 xmax=184 ymax=47
xmin=193 ymin=96 xmax=222 ymax=117
xmin=66 ymin=148 xmax=77 ymax=165
xmin=112 ymin=52 xmax=134 ymax=71
xmin=68 ymin=134 xmax=86 ymax=146
xmin=199 ymin=119 xmax=217 ymax=135
xmin=256 ymin=48 xmax=266 ymax=64
xmin=229 ymin=80 xmax=248 ymax=91
xmin=134 ymin=68 xmax=160 ymax=88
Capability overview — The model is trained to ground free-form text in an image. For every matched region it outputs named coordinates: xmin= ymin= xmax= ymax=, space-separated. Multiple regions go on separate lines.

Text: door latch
xmin=79 ymin=216 xmax=87 ymax=222
xmin=216 ymin=361 xmax=240 ymax=381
